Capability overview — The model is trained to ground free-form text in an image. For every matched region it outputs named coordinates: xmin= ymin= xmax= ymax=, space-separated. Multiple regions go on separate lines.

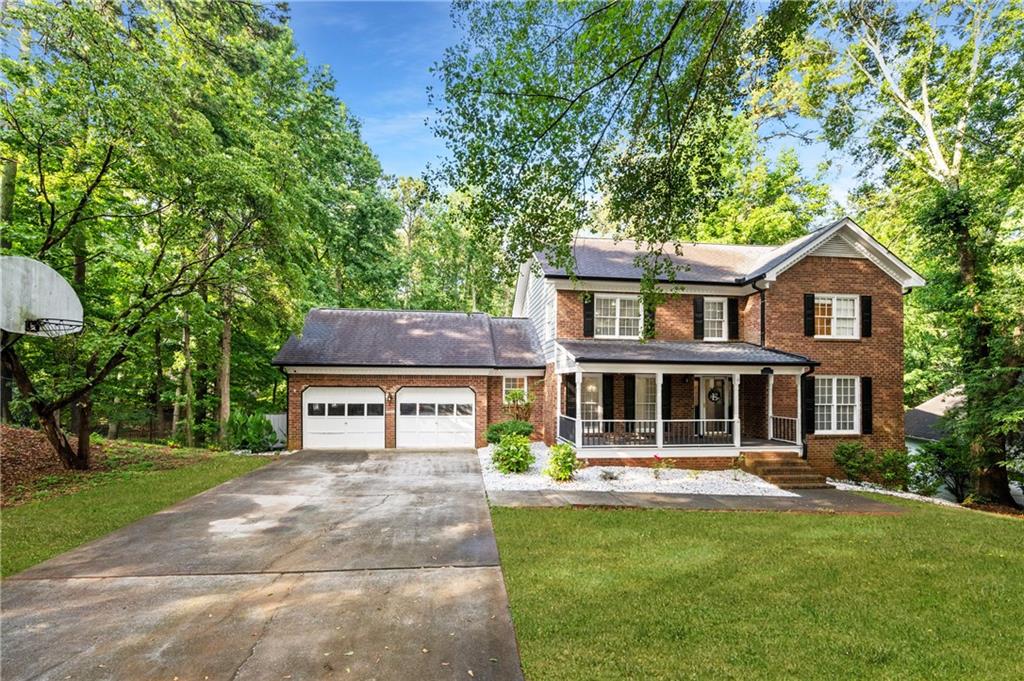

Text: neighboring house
xmin=273 ymin=217 xmax=925 ymax=476
xmin=904 ymin=389 xmax=962 ymax=453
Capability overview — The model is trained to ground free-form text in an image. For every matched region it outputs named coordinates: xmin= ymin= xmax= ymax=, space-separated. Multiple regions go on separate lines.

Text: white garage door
xmin=303 ymin=387 xmax=385 ymax=449
xmin=396 ymin=387 xmax=475 ymax=449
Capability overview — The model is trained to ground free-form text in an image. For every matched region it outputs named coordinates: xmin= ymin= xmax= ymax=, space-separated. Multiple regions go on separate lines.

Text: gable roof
xmin=272 ymin=309 xmax=544 ymax=369
xmin=531 ymin=217 xmax=925 ymax=289
xmin=905 ymin=388 xmax=963 ymax=442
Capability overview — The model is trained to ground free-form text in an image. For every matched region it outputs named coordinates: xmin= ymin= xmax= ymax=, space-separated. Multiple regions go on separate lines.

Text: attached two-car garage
xmin=302 ymin=385 xmax=476 ymax=450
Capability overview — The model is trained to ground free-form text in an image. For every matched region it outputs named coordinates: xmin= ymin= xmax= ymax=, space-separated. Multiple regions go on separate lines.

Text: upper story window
xmin=595 ymin=294 xmax=642 ymax=338
xmin=503 ymin=376 xmax=527 ymax=403
xmin=703 ymin=297 xmax=727 ymax=341
xmin=815 ymin=376 xmax=859 ymax=434
xmin=815 ymin=294 xmax=859 ymax=338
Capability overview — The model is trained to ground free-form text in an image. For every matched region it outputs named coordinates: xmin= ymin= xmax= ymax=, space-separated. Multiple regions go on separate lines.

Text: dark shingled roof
xmin=273 ymin=309 xmax=544 ymax=368
xmin=557 ymin=339 xmax=816 ymax=366
xmin=534 ymin=219 xmax=850 ymax=285
xmin=905 ymin=389 xmax=963 ymax=442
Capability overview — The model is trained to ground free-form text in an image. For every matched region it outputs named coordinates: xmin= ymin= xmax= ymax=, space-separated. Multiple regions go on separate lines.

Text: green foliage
xmin=432 ymin=1 xmax=811 ymax=279
xmin=544 ymin=443 xmax=579 ymax=482
xmin=491 ymin=434 xmax=535 ymax=474
xmin=832 ymin=442 xmax=877 ymax=483
xmin=227 ymin=411 xmax=276 ymax=452
xmin=486 ymin=419 xmax=535 ymax=445
xmin=503 ymin=388 xmax=534 ymax=423
xmin=917 ymin=438 xmax=980 ymax=503
xmin=877 ymin=449 xmax=911 ymax=491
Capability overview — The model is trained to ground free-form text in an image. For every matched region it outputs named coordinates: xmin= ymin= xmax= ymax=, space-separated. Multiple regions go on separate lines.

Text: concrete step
xmin=751 ymin=465 xmax=816 ymax=476
xmin=741 ymin=451 xmax=801 ymax=461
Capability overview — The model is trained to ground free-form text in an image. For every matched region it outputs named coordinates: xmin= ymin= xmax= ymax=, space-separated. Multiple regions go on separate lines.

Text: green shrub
xmin=503 ymin=388 xmax=535 ymax=422
xmin=877 ymin=448 xmax=911 ymax=490
xmin=227 ymin=410 xmax=276 ymax=451
xmin=544 ymin=443 xmax=579 ymax=482
xmin=919 ymin=437 xmax=978 ymax=502
xmin=492 ymin=434 xmax=534 ymax=474
xmin=486 ymin=419 xmax=534 ymax=445
xmin=907 ymin=448 xmax=942 ymax=497
xmin=832 ymin=442 xmax=877 ymax=482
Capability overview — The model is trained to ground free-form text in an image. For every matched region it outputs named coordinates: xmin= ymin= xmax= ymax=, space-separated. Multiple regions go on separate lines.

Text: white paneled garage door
xmin=396 ymin=387 xmax=475 ymax=449
xmin=303 ymin=387 xmax=385 ymax=449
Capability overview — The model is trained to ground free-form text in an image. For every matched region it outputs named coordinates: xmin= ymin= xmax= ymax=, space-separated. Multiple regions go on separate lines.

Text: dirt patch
xmin=1 ymin=425 xmax=213 ymax=507
xmin=962 ymin=501 xmax=1024 ymax=518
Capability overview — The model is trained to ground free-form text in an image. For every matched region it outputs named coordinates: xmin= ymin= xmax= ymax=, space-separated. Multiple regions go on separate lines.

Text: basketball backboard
xmin=0 ymin=255 xmax=84 ymax=337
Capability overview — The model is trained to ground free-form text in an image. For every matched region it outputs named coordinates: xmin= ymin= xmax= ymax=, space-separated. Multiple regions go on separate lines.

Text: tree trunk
xmin=69 ymin=226 xmax=87 ymax=434
xmin=107 ymin=390 xmax=119 ymax=439
xmin=171 ymin=381 xmax=181 ymax=441
xmin=1 ymin=158 xmax=16 ymax=423
xmin=1 ymin=342 xmax=87 ymax=469
xmin=76 ymin=391 xmax=92 ymax=468
xmin=149 ymin=329 xmax=163 ymax=442
xmin=977 ymin=461 xmax=1018 ymax=507
xmin=218 ymin=287 xmax=232 ymax=444
xmin=182 ymin=314 xmax=194 ymax=448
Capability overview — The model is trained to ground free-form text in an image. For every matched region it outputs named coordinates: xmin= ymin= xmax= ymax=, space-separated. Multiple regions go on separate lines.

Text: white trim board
xmin=282 ymin=366 xmax=545 ymax=376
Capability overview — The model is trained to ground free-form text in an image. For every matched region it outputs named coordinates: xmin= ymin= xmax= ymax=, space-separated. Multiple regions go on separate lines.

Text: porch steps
xmin=740 ymin=452 xmax=832 ymax=490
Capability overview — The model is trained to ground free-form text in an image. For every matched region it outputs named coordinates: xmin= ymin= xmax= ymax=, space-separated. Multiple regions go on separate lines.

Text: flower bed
xmin=479 ymin=444 xmax=796 ymax=497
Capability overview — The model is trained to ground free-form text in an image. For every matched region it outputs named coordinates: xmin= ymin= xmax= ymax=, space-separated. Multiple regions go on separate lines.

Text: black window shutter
xmin=861 ymin=377 xmax=873 ymax=434
xmin=861 ymin=295 xmax=872 ymax=337
xmin=644 ymin=304 xmax=655 ymax=339
xmin=582 ymin=295 xmax=595 ymax=337
xmin=803 ymin=294 xmax=815 ymax=336
xmin=728 ymin=298 xmax=740 ymax=340
xmin=801 ymin=375 xmax=816 ymax=435
xmin=602 ymin=374 xmax=614 ymax=432
xmin=693 ymin=296 xmax=705 ymax=339
xmin=661 ymin=376 xmax=672 ymax=420
xmin=565 ymin=380 xmax=576 ymax=418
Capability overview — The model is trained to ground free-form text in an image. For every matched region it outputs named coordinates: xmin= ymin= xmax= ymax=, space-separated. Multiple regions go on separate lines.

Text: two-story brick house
xmin=273 ymin=218 xmax=924 ymax=476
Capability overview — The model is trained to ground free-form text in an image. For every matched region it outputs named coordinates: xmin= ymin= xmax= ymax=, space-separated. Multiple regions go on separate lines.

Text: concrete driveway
xmin=1 ymin=450 xmax=524 ymax=680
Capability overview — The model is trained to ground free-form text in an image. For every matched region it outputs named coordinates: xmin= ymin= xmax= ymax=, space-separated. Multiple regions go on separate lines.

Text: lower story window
xmin=815 ymin=376 xmax=858 ymax=433
xmin=503 ymin=376 xmax=527 ymax=403
xmin=635 ymin=375 xmax=657 ymax=421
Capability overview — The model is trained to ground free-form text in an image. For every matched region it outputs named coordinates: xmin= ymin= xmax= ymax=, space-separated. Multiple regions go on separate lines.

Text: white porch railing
xmin=663 ymin=419 xmax=734 ymax=446
xmin=770 ymin=415 xmax=798 ymax=444
xmin=569 ymin=418 xmax=738 ymax=447
xmin=580 ymin=419 xmax=658 ymax=447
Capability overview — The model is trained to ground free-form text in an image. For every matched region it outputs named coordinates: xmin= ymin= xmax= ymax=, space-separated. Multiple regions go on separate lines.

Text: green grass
xmin=492 ymin=498 xmax=1024 ymax=680
xmin=1 ymin=453 xmax=269 ymax=576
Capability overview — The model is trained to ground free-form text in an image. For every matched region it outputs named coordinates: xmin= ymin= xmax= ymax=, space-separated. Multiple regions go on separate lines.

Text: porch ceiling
xmin=557 ymin=339 xmax=816 ymax=367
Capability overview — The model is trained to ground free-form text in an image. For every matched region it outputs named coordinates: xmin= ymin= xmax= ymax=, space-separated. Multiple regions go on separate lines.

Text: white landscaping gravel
xmin=479 ymin=443 xmax=797 ymax=497
xmin=827 ymin=478 xmax=963 ymax=507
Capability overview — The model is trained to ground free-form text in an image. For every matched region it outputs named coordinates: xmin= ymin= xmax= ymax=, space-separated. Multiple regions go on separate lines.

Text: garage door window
xmin=437 ymin=403 xmax=454 ymax=415
xmin=457 ymin=403 xmax=473 ymax=415
xmin=367 ymin=403 xmax=384 ymax=416
xmin=347 ymin=403 xmax=365 ymax=416
xmin=399 ymin=403 xmax=416 ymax=416
xmin=419 ymin=403 xmax=436 ymax=415
xmin=308 ymin=403 xmax=325 ymax=416
xmin=327 ymin=403 xmax=344 ymax=416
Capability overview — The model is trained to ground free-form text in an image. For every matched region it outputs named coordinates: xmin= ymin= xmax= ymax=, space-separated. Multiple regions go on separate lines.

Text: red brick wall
xmin=653 ymin=294 xmax=692 ymax=341
xmin=765 ymin=256 xmax=905 ymax=476
xmin=485 ymin=374 xmax=546 ymax=440
xmin=287 ymin=373 xmax=544 ymax=450
xmin=556 ymin=290 xmax=584 ymax=338
xmin=580 ymin=456 xmax=738 ymax=470
xmin=740 ymin=292 xmax=761 ymax=344
xmin=740 ymin=374 xmax=768 ymax=439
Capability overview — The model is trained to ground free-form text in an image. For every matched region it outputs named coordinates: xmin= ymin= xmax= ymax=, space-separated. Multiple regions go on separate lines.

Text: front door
xmin=700 ymin=376 xmax=731 ymax=435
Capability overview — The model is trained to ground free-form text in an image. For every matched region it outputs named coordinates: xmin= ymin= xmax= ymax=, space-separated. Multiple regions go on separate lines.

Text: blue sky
xmin=288 ymin=1 xmax=855 ymax=206
xmin=289 ymin=1 xmax=457 ymax=179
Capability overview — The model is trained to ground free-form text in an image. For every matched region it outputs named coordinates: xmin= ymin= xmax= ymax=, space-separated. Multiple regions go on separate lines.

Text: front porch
xmin=554 ymin=368 xmax=805 ymax=457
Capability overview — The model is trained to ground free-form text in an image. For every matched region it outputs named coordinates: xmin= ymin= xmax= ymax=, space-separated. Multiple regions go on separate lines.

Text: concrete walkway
xmin=488 ymin=488 xmax=904 ymax=514
xmin=1 ymin=450 xmax=524 ymax=681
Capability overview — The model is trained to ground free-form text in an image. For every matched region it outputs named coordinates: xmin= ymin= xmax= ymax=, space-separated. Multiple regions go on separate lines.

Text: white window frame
xmin=503 ymin=376 xmax=528 ymax=404
xmin=635 ymin=375 xmax=657 ymax=422
xmin=814 ymin=375 xmax=860 ymax=434
xmin=581 ymin=374 xmax=603 ymax=421
xmin=594 ymin=294 xmax=643 ymax=339
xmin=703 ymin=297 xmax=728 ymax=341
xmin=814 ymin=294 xmax=860 ymax=339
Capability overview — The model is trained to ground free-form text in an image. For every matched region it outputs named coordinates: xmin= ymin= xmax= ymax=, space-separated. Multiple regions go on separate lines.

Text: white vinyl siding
xmin=815 ymin=294 xmax=859 ymax=339
xmin=594 ymin=294 xmax=642 ymax=339
xmin=704 ymin=297 xmax=727 ymax=341
xmin=815 ymin=376 xmax=859 ymax=434
xmin=525 ymin=269 xmax=558 ymax=362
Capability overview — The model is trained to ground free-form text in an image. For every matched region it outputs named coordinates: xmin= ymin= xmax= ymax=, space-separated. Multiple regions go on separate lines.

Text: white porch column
xmin=574 ymin=369 xmax=583 ymax=446
xmin=555 ymin=372 xmax=562 ymax=438
xmin=767 ymin=373 xmax=775 ymax=441
xmin=655 ymin=372 xmax=663 ymax=448
xmin=796 ymin=373 xmax=803 ymax=446
xmin=732 ymin=372 xmax=741 ymax=448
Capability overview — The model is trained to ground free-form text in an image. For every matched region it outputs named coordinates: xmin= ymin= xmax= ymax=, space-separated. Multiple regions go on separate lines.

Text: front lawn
xmin=1 ymin=442 xmax=270 ymax=576
xmin=492 ymin=499 xmax=1023 ymax=680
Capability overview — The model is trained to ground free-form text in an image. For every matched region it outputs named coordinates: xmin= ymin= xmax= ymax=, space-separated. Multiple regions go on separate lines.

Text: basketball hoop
xmin=1 ymin=256 xmax=84 ymax=340
xmin=24 ymin=318 xmax=85 ymax=337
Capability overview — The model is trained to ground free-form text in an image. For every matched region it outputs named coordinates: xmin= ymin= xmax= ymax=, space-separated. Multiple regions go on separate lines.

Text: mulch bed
xmin=962 ymin=500 xmax=1024 ymax=518
xmin=1 ymin=425 xmax=209 ymax=507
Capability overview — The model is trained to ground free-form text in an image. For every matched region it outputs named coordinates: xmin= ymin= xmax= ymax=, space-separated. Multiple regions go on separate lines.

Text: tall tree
xmin=785 ymin=0 xmax=1024 ymax=504
xmin=432 ymin=0 xmax=812 ymax=278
